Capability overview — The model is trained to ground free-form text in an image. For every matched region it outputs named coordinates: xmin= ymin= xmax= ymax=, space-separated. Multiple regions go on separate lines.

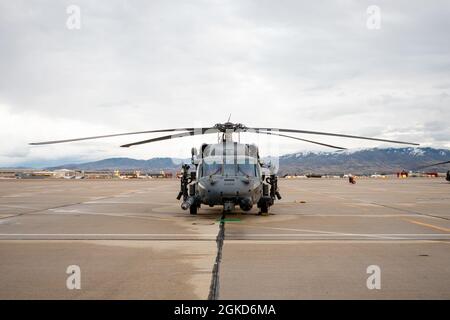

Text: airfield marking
xmin=301 ymin=188 xmax=450 ymax=221
xmin=0 ymin=188 xmax=159 ymax=221
xmin=0 ymin=233 xmax=219 ymax=241
xmin=1 ymin=233 xmax=450 ymax=241
xmin=405 ymin=219 xmax=450 ymax=233
xmin=370 ymin=202 xmax=450 ymax=221
xmin=83 ymin=201 xmax=156 ymax=204
xmin=281 ymin=214 xmax=432 ymax=217
xmin=225 ymin=233 xmax=450 ymax=237
xmin=229 ymin=224 xmax=401 ymax=240
xmin=0 ymin=233 xmax=218 ymax=236
xmin=0 ymin=204 xmax=40 ymax=209
xmin=45 ymin=209 xmax=181 ymax=222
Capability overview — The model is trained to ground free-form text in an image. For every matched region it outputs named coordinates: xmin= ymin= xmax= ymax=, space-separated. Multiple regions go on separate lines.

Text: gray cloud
xmin=0 ymin=0 xmax=450 ymax=166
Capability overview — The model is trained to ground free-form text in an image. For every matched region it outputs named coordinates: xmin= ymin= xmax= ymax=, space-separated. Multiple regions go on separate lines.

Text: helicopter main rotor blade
xmin=416 ymin=160 xmax=450 ymax=170
xmin=245 ymin=130 xmax=347 ymax=150
xmin=120 ymin=129 xmax=219 ymax=148
xmin=246 ymin=127 xmax=419 ymax=146
xmin=29 ymin=127 xmax=215 ymax=145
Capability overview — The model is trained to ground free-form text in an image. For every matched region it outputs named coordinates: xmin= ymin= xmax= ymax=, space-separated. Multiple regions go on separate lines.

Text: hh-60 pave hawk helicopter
xmin=31 ymin=122 xmax=419 ymax=215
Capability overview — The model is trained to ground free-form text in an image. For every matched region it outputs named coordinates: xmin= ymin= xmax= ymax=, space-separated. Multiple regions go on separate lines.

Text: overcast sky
xmin=1 ymin=0 xmax=450 ymax=167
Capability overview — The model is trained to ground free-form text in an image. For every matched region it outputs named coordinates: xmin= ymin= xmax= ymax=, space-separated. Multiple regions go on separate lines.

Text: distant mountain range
xmin=48 ymin=157 xmax=187 ymax=171
xmin=277 ymin=147 xmax=450 ymax=175
xmin=44 ymin=147 xmax=450 ymax=175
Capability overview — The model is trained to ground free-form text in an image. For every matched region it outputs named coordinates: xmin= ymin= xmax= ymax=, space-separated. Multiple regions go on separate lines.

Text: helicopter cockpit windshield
xmin=236 ymin=163 xmax=257 ymax=177
xmin=203 ymin=162 xmax=222 ymax=176
xmin=201 ymin=157 xmax=258 ymax=177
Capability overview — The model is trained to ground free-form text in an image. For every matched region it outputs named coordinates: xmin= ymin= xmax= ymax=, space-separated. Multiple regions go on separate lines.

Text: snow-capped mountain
xmin=277 ymin=147 xmax=450 ymax=175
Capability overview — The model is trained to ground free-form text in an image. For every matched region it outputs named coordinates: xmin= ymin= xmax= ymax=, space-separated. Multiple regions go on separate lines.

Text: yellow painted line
xmin=405 ymin=219 xmax=450 ymax=233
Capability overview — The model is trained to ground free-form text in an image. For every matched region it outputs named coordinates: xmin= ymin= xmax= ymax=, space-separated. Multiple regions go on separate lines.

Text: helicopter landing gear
xmin=223 ymin=201 xmax=235 ymax=213
xmin=258 ymin=187 xmax=271 ymax=216
xmin=189 ymin=205 xmax=198 ymax=215
xmin=257 ymin=195 xmax=272 ymax=216
xmin=259 ymin=202 xmax=269 ymax=216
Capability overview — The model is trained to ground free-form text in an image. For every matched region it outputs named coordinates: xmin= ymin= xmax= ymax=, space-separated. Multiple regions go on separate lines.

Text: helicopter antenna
xmin=227 ymin=113 xmax=232 ymax=122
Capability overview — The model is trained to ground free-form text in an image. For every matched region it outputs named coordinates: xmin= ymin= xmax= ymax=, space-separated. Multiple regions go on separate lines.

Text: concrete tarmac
xmin=0 ymin=178 xmax=449 ymax=299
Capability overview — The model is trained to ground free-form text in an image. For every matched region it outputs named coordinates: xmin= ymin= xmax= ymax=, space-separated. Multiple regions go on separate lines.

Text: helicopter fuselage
xmin=178 ymin=141 xmax=280 ymax=214
xmin=196 ymin=155 xmax=263 ymax=212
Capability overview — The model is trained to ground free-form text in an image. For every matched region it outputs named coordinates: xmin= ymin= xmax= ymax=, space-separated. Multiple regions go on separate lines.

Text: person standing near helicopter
xmin=348 ymin=174 xmax=356 ymax=184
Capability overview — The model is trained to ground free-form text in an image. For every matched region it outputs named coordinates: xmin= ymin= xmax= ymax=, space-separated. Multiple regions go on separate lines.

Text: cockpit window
xmin=223 ymin=164 xmax=235 ymax=176
xmin=237 ymin=164 xmax=257 ymax=177
xmin=201 ymin=158 xmax=258 ymax=177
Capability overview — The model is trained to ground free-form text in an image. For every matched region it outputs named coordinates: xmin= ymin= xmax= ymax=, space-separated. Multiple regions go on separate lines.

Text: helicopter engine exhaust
xmin=239 ymin=197 xmax=253 ymax=211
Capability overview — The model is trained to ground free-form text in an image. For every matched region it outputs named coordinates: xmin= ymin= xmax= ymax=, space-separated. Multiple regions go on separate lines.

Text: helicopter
xmin=30 ymin=121 xmax=419 ymax=215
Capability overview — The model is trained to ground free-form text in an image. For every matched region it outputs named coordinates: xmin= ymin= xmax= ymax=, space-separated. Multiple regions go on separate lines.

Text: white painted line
xmin=83 ymin=201 xmax=153 ymax=204
xmin=0 ymin=233 xmax=448 ymax=239
xmin=0 ymin=233 xmax=218 ymax=236
xmin=0 ymin=205 xmax=38 ymax=209
xmin=233 ymin=224 xmax=400 ymax=240
xmin=44 ymin=210 xmax=178 ymax=221
xmin=226 ymin=233 xmax=450 ymax=237
xmin=293 ymin=214 xmax=436 ymax=217
xmin=0 ymin=233 xmax=218 ymax=240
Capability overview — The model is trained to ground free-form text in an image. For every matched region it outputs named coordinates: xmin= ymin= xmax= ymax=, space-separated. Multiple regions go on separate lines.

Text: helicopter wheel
xmin=189 ymin=205 xmax=198 ymax=215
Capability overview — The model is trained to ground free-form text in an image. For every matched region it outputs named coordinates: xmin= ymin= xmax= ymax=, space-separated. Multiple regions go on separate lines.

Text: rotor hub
xmin=213 ymin=122 xmax=247 ymax=132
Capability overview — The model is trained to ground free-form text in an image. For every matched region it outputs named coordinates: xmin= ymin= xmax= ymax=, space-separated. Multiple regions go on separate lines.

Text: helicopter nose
xmin=201 ymin=177 xmax=251 ymax=197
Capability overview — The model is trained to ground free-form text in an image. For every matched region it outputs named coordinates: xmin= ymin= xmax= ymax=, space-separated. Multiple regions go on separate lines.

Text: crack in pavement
xmin=208 ymin=213 xmax=225 ymax=300
xmin=369 ymin=202 xmax=450 ymax=221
